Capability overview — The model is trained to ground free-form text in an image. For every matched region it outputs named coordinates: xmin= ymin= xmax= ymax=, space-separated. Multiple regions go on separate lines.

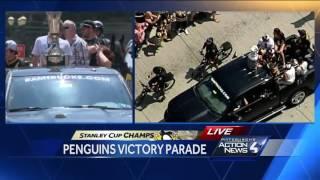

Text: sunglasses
xmin=63 ymin=26 xmax=70 ymax=30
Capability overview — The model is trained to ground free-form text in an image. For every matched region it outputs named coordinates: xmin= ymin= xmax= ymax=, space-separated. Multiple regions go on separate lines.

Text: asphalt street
xmin=135 ymin=12 xmax=315 ymax=123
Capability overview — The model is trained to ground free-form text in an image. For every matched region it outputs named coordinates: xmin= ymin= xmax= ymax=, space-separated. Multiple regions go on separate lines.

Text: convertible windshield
xmin=7 ymin=74 xmax=132 ymax=111
xmin=195 ymin=76 xmax=229 ymax=115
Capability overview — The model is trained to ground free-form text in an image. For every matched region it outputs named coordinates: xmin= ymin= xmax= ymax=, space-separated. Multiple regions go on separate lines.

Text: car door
xmin=231 ymin=81 xmax=280 ymax=122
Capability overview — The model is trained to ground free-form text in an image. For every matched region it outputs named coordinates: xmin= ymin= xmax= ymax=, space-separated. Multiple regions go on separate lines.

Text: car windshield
xmin=7 ymin=74 xmax=132 ymax=111
xmin=195 ymin=76 xmax=229 ymax=115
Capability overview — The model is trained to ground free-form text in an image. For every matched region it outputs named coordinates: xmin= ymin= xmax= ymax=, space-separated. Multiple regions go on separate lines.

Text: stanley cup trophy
xmin=46 ymin=12 xmax=65 ymax=66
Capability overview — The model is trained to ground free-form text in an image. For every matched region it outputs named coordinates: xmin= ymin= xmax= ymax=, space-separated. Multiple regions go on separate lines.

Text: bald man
xmin=63 ymin=20 xmax=89 ymax=66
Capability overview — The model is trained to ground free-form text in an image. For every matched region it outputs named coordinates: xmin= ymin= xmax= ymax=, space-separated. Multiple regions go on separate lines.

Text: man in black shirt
xmin=200 ymin=37 xmax=219 ymax=68
xmin=93 ymin=20 xmax=105 ymax=38
xmin=93 ymin=20 xmax=129 ymax=77
xmin=5 ymin=40 xmax=29 ymax=68
xmin=148 ymin=66 xmax=166 ymax=94
xmin=93 ymin=20 xmax=112 ymax=48
xmin=296 ymin=29 xmax=311 ymax=59
xmin=93 ymin=20 xmax=112 ymax=46
xmin=80 ymin=20 xmax=112 ymax=67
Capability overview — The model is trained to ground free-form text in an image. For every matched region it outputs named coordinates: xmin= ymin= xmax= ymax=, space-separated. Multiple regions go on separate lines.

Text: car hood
xmin=165 ymin=87 xmax=220 ymax=122
xmin=6 ymin=107 xmax=132 ymax=124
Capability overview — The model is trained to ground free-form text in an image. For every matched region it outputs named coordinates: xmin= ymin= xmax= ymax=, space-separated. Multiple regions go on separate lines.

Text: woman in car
xmin=273 ymin=28 xmax=286 ymax=66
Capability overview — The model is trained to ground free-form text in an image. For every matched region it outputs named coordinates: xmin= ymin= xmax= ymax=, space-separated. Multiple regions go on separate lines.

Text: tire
xmin=217 ymin=41 xmax=233 ymax=62
xmin=164 ymin=79 xmax=175 ymax=91
xmin=164 ymin=76 xmax=175 ymax=91
xmin=288 ymin=89 xmax=307 ymax=106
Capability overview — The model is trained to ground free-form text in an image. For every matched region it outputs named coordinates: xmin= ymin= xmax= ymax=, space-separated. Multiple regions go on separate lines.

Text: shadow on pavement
xmin=193 ymin=12 xmax=219 ymax=24
xmin=185 ymin=68 xmax=194 ymax=80
xmin=135 ymin=93 xmax=165 ymax=111
xmin=291 ymin=12 xmax=315 ymax=28
xmin=142 ymin=45 xmax=157 ymax=56
xmin=142 ymin=36 xmax=162 ymax=56
xmin=185 ymin=68 xmax=204 ymax=83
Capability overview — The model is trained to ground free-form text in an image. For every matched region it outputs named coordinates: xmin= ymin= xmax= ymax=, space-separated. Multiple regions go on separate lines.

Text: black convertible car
xmin=164 ymin=46 xmax=314 ymax=122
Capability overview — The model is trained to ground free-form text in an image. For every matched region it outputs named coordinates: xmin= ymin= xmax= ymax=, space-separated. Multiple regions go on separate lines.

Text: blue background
xmin=1 ymin=1 xmax=319 ymax=179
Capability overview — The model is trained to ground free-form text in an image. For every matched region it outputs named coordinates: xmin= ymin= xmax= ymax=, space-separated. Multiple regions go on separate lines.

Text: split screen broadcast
xmin=5 ymin=11 xmax=315 ymax=123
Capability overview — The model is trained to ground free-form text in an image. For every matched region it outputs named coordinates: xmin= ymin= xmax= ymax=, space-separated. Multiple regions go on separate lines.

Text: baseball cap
xmin=250 ymin=45 xmax=258 ymax=53
xmin=80 ymin=20 xmax=96 ymax=29
xmin=5 ymin=40 xmax=17 ymax=51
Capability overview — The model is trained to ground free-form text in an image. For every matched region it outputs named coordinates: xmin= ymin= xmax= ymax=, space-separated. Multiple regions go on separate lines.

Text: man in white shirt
xmin=257 ymin=34 xmax=275 ymax=67
xmin=257 ymin=34 xmax=275 ymax=51
xmin=295 ymin=58 xmax=308 ymax=76
xmin=278 ymin=64 xmax=296 ymax=85
xmin=63 ymin=20 xmax=89 ymax=66
xmin=31 ymin=21 xmax=72 ymax=67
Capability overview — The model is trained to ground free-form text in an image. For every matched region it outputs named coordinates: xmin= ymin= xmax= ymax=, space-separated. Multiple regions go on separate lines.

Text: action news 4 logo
xmin=213 ymin=136 xmax=268 ymax=157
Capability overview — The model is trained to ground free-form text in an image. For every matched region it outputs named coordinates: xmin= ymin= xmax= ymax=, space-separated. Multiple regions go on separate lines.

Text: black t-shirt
xmin=297 ymin=38 xmax=311 ymax=53
xmin=203 ymin=42 xmax=218 ymax=54
xmin=86 ymin=37 xmax=110 ymax=66
xmin=148 ymin=75 xmax=165 ymax=89
xmin=6 ymin=59 xmax=29 ymax=68
xmin=86 ymin=37 xmax=98 ymax=46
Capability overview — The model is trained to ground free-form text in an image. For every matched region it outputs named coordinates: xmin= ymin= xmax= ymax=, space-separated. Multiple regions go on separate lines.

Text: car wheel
xmin=288 ymin=89 xmax=306 ymax=106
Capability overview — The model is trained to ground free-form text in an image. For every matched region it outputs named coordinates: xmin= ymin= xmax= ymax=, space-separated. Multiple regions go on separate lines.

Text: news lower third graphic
xmin=213 ymin=136 xmax=268 ymax=157
xmin=40 ymin=126 xmax=296 ymax=157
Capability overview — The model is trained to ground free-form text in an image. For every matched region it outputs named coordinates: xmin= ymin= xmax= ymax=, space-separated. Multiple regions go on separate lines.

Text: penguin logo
xmin=159 ymin=130 xmax=174 ymax=140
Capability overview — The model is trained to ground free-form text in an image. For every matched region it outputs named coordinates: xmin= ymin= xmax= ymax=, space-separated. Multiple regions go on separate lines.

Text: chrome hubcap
xmin=291 ymin=91 xmax=306 ymax=105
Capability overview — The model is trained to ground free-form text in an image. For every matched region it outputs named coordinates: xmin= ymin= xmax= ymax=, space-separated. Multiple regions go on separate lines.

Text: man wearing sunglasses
xmin=5 ymin=40 xmax=29 ymax=68
xmin=63 ymin=20 xmax=89 ymax=66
